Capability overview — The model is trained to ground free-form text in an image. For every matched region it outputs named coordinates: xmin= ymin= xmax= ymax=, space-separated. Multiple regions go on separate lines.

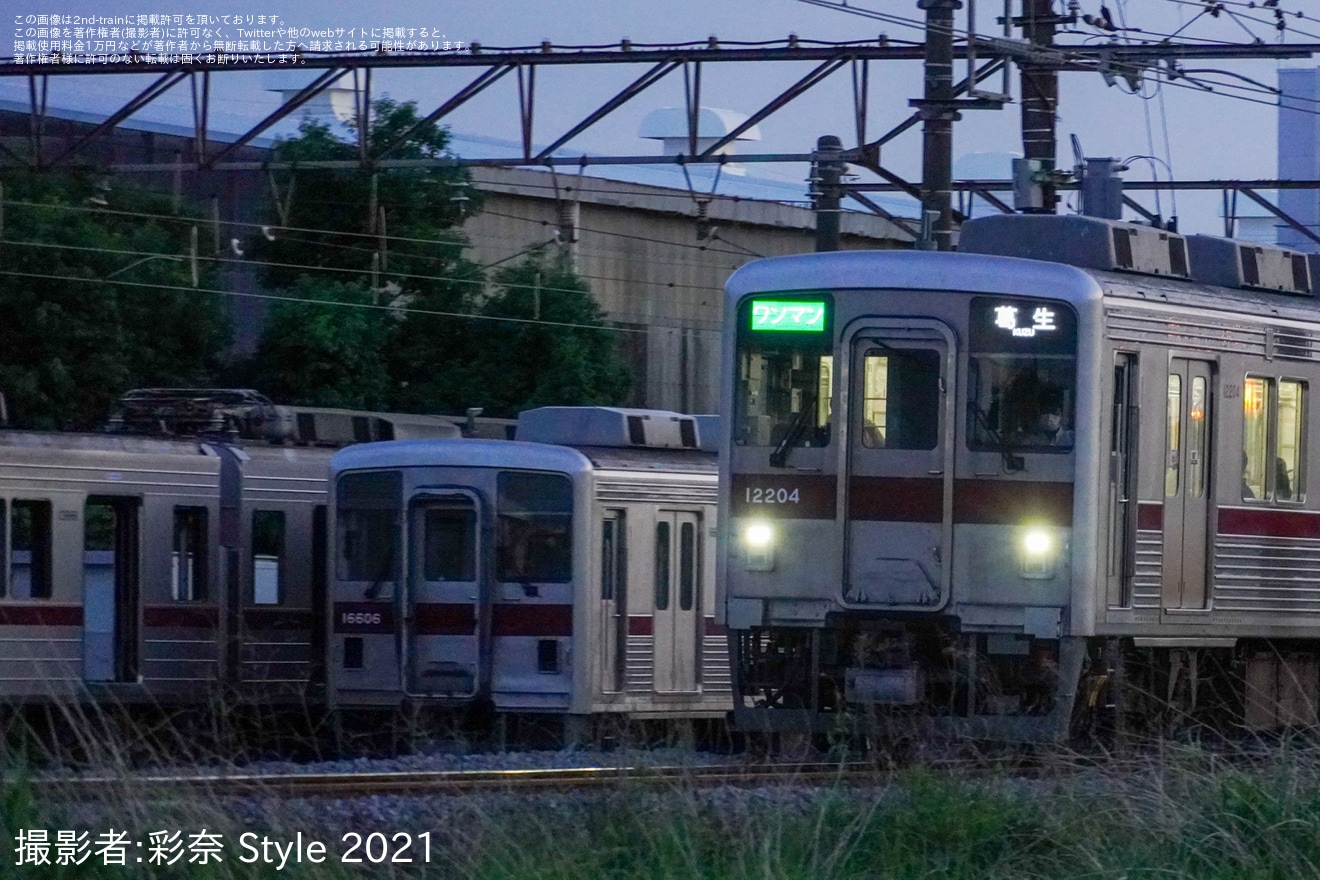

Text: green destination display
xmin=749 ymin=300 xmax=827 ymax=332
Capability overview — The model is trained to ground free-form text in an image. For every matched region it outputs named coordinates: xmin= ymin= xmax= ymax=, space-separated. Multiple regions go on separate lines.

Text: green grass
xmin=11 ymin=743 xmax=1320 ymax=878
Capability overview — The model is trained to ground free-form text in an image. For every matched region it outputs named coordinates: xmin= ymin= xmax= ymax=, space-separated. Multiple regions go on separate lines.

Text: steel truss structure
xmin=3 ymin=39 xmax=1320 ymax=234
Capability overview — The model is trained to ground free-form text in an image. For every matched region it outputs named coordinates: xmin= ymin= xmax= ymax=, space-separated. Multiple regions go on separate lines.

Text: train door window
xmin=601 ymin=512 xmax=627 ymax=601
xmin=336 ymin=471 xmax=402 ymax=589
xmin=679 ymin=521 xmax=697 ymax=612
xmin=496 ymin=472 xmax=572 ymax=583
xmin=10 ymin=500 xmax=52 ymax=600
xmin=654 ymin=521 xmax=671 ymax=611
xmin=1187 ymin=376 xmax=1208 ymax=499
xmin=251 ymin=510 xmax=285 ymax=605
xmin=423 ymin=507 xmax=476 ymax=581
xmin=172 ymin=507 xmax=208 ymax=601
xmin=860 ymin=349 xmax=940 ymax=450
xmin=1165 ymin=374 xmax=1182 ymax=497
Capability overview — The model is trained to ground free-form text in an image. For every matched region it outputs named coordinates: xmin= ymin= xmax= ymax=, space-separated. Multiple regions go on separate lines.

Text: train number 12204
xmin=744 ymin=487 xmax=800 ymax=504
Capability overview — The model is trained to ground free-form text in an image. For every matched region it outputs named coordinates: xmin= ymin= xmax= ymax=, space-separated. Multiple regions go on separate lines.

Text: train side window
xmin=860 ymin=349 xmax=941 ymax=450
xmin=172 ymin=507 xmax=208 ymax=601
xmin=496 ymin=472 xmax=572 ymax=583
xmin=1243 ymin=377 xmax=1273 ymax=501
xmin=654 ymin=521 xmax=671 ymax=611
xmin=251 ymin=510 xmax=285 ymax=605
xmin=1277 ymin=381 xmax=1306 ymax=502
xmin=1242 ymin=378 xmax=1305 ymax=503
xmin=10 ymin=500 xmax=52 ymax=600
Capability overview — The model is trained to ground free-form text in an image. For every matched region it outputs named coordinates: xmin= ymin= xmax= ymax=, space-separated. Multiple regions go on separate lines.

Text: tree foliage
xmin=0 ymin=171 xmax=228 ymax=429
xmin=248 ymin=100 xmax=631 ymax=417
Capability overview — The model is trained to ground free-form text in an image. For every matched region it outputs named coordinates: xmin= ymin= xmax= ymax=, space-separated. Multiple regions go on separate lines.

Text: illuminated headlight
xmin=1020 ymin=528 xmax=1056 ymax=579
xmin=744 ymin=520 xmax=775 ymax=571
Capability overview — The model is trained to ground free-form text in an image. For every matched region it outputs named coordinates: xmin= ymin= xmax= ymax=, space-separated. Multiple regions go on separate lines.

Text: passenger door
xmin=600 ymin=510 xmax=626 ymax=693
xmin=1162 ymin=358 xmax=1214 ymax=611
xmin=83 ymin=496 xmax=140 ymax=683
xmin=405 ymin=493 xmax=484 ymax=699
xmin=653 ymin=510 xmax=701 ymax=693
xmin=843 ymin=320 xmax=956 ymax=609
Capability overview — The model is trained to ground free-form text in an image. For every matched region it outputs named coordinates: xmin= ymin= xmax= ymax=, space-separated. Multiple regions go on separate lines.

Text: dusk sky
xmin=3 ymin=0 xmax=1314 ymax=234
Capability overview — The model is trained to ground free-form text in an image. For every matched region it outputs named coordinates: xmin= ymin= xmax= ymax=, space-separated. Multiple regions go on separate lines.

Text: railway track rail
xmin=28 ymin=760 xmax=1041 ymax=801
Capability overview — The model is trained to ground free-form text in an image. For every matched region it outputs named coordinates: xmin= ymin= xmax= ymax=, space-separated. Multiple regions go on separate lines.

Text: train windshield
xmin=336 ymin=471 xmax=403 ymax=591
xmin=967 ymin=297 xmax=1078 ymax=452
xmin=733 ymin=295 xmax=834 ymax=457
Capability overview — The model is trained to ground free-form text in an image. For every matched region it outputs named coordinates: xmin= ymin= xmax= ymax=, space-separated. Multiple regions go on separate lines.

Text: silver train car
xmin=0 ymin=395 xmax=465 ymax=703
xmin=327 ymin=407 xmax=731 ymax=730
xmin=719 ymin=213 xmax=1320 ymax=739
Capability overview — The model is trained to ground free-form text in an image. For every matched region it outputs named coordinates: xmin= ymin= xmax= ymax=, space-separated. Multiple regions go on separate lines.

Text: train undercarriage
xmin=731 ymin=624 xmax=1320 ymax=743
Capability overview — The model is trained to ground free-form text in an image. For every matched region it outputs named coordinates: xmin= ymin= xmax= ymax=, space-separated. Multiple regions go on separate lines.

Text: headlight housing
xmin=743 ymin=520 xmax=775 ymax=571
xmin=1020 ymin=527 xmax=1057 ymax=579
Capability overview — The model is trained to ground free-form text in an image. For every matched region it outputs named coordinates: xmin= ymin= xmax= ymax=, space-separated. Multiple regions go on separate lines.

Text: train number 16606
xmin=744 ymin=487 xmax=800 ymax=504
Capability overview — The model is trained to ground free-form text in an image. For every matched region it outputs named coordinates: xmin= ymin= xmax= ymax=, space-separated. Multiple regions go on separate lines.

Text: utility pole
xmin=1016 ymin=0 xmax=1063 ymax=213
xmin=813 ymin=134 xmax=844 ymax=252
xmin=918 ymin=0 xmax=960 ymax=250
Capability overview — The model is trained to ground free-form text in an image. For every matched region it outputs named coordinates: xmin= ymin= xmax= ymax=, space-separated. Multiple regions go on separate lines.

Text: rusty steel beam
xmin=201 ymin=66 xmax=347 ymax=169
xmin=46 ymin=70 xmax=189 ymax=167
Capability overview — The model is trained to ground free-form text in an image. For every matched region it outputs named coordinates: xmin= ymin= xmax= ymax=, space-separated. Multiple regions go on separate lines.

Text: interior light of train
xmin=749 ymin=300 xmax=827 ymax=332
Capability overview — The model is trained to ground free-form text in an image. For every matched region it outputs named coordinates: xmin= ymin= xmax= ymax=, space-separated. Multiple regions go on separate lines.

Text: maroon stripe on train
xmin=849 ymin=476 xmax=944 ymax=522
xmin=0 ymin=605 xmax=82 ymax=626
xmin=243 ymin=608 xmax=314 ymax=631
xmin=143 ymin=606 xmax=218 ymax=629
xmin=731 ymin=473 xmax=836 ymax=520
xmin=1218 ymin=506 xmax=1320 ymax=539
xmin=847 ymin=477 xmax=1074 ymax=526
xmin=1137 ymin=502 xmax=1164 ymax=532
xmin=628 ymin=616 xmax=653 ymax=636
xmin=414 ymin=603 xmax=476 ymax=636
xmin=704 ymin=617 xmax=727 ymax=636
xmin=952 ymin=480 xmax=1074 ymax=527
xmin=333 ymin=602 xmax=395 ymax=635
xmin=492 ymin=604 xmax=573 ymax=637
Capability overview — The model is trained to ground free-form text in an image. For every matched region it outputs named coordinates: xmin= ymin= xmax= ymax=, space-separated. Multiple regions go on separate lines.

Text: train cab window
xmin=734 ymin=296 xmax=834 ymax=452
xmin=251 ymin=510 xmax=285 ymax=605
xmin=172 ymin=507 xmax=208 ymax=601
xmin=1244 ymin=377 xmax=1307 ymax=502
xmin=968 ymin=298 xmax=1077 ymax=452
xmin=8 ymin=500 xmax=52 ymax=600
xmin=336 ymin=471 xmax=402 ymax=590
xmin=496 ymin=472 xmax=572 ymax=583
xmin=860 ymin=349 xmax=941 ymax=449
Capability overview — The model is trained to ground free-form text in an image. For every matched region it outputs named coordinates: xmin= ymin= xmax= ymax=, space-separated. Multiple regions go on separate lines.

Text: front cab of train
xmin=718 ymin=251 xmax=1105 ymax=739
xmin=327 ymin=441 xmax=589 ymax=716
